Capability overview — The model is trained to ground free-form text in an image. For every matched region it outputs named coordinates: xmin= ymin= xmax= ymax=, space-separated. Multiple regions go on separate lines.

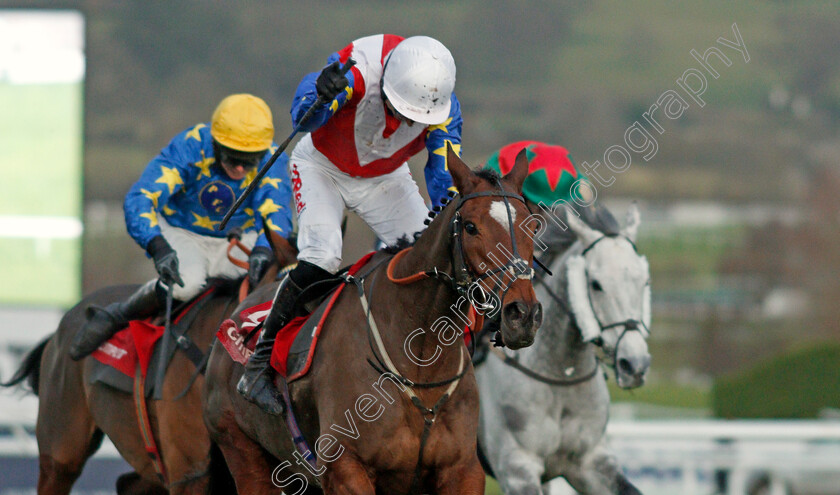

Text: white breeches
xmin=158 ymin=217 xmax=257 ymax=300
xmin=289 ymin=135 xmax=428 ymax=274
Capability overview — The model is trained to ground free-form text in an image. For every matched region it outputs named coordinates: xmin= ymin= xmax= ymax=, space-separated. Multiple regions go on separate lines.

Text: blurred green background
xmin=2 ymin=0 xmax=839 ymax=420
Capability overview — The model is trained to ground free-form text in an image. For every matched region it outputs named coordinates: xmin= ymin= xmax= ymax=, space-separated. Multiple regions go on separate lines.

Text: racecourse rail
xmin=2 ymin=406 xmax=839 ymax=495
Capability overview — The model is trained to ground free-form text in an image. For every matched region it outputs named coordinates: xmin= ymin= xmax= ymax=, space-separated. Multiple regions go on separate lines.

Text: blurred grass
xmin=0 ymin=83 xmax=83 ymax=306
xmin=609 ymin=380 xmax=711 ymax=410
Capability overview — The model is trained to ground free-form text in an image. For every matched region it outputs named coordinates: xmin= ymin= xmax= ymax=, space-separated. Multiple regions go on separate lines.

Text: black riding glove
xmin=248 ymin=246 xmax=274 ymax=288
xmin=146 ymin=236 xmax=185 ymax=287
xmin=316 ymin=61 xmax=349 ymax=101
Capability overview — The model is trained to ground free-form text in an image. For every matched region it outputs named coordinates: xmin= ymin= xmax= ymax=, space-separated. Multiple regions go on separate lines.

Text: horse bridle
xmin=514 ymin=233 xmax=650 ymax=385
xmin=388 ymin=179 xmax=535 ymax=315
xmin=367 ymin=180 xmax=534 ymax=494
xmin=579 ymin=234 xmax=651 ymax=356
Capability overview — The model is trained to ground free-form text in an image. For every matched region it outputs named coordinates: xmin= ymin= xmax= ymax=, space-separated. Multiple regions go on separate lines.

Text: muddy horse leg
xmin=435 ymin=457 xmax=486 ymax=495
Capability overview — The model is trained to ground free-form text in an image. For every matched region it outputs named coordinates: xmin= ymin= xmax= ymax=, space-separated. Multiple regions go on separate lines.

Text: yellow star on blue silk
xmin=162 ymin=205 xmax=176 ymax=216
xmin=241 ymin=218 xmax=255 ymax=230
xmin=265 ymin=218 xmax=284 ymax=233
xmin=140 ymin=209 xmax=158 ymax=228
xmin=141 ymin=188 xmax=162 ymax=208
xmin=240 ymin=168 xmax=257 ymax=189
xmin=185 ymin=124 xmax=206 ymax=142
xmin=193 ymin=152 xmax=214 ymax=179
xmin=427 ymin=117 xmax=453 ymax=134
xmin=191 ymin=212 xmax=219 ymax=230
xmin=260 ymin=177 xmax=283 ymax=189
xmin=258 ymin=198 xmax=282 ymax=217
xmin=432 ymin=140 xmax=462 ymax=170
xmin=156 ymin=166 xmax=184 ymax=194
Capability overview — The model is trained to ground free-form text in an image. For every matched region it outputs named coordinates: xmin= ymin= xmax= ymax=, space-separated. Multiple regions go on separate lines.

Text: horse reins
xmin=490 ymin=233 xmax=649 ymax=387
xmin=360 ymin=183 xmax=532 ymax=494
xmin=489 ymin=345 xmax=599 ymax=386
xmin=579 ymin=235 xmax=651 ymax=365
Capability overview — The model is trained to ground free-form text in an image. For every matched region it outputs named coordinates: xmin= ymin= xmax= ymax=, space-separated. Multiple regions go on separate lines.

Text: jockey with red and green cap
xmin=483 ymin=141 xmax=591 ymax=210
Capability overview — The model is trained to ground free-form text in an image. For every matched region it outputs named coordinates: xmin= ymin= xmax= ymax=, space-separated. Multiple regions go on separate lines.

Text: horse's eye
xmin=591 ymin=280 xmax=604 ymax=292
xmin=464 ymin=221 xmax=479 ymax=235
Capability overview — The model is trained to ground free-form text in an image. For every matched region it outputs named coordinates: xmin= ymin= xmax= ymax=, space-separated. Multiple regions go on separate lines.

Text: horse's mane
xmin=382 ymin=234 xmax=417 ymax=254
xmin=381 ymin=168 xmax=503 ymax=255
xmin=541 ymin=202 xmax=620 ymax=254
xmin=475 ymin=168 xmax=502 ymax=184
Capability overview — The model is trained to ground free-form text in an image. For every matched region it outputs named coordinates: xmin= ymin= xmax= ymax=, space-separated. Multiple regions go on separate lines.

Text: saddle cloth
xmin=90 ymin=286 xmax=217 ymax=396
xmin=217 ymin=252 xmax=377 ymax=382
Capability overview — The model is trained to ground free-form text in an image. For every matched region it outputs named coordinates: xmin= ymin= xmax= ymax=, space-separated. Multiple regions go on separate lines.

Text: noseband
xmin=580 ymin=234 xmax=650 ymax=366
xmin=450 ymin=183 xmax=534 ymax=300
xmin=389 ymin=180 xmax=534 ymax=306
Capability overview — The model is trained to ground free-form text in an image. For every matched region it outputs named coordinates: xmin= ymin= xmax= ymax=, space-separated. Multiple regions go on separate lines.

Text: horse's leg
xmin=320 ymin=456 xmax=375 ymax=495
xmin=156 ymin=359 xmax=212 ymax=495
xmin=115 ymin=471 xmax=169 ymax=495
xmin=35 ymin=340 xmax=102 ymax=495
xmin=494 ymin=446 xmax=547 ymax=495
xmin=211 ymin=412 xmax=283 ymax=495
xmin=87 ymin=382 xmax=165 ymax=483
xmin=562 ymin=443 xmax=641 ymax=495
xmin=435 ymin=457 xmax=486 ymax=495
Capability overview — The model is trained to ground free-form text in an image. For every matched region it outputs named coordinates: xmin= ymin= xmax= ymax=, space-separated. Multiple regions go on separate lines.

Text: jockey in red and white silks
xmin=236 ymin=34 xmax=463 ymax=415
xmin=289 ymin=33 xmax=462 ymax=273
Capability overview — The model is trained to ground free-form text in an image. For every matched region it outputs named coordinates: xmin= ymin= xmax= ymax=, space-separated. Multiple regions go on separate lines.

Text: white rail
xmin=607 ymin=420 xmax=840 ymax=495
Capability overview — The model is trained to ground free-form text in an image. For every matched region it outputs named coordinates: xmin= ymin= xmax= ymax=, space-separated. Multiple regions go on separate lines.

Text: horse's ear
xmin=502 ymin=148 xmax=530 ymax=193
xmin=564 ymin=208 xmax=602 ymax=247
xmin=621 ymin=202 xmax=641 ymax=242
xmin=446 ymin=142 xmax=478 ymax=194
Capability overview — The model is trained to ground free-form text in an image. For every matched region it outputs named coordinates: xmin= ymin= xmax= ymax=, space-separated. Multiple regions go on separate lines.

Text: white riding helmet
xmin=382 ymin=36 xmax=456 ymax=126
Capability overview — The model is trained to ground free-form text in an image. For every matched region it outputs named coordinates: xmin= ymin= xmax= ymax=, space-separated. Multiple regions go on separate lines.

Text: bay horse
xmin=203 ymin=145 xmax=543 ymax=494
xmin=476 ymin=204 xmax=651 ymax=495
xmin=1 ymin=234 xmax=296 ymax=495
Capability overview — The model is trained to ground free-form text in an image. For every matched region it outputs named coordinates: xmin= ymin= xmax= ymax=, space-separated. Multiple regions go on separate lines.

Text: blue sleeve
xmin=424 ymin=93 xmax=462 ymax=208
xmin=291 ymin=52 xmax=356 ymax=132
xmin=250 ymin=150 xmax=293 ymax=249
xmin=124 ymin=133 xmax=193 ymax=250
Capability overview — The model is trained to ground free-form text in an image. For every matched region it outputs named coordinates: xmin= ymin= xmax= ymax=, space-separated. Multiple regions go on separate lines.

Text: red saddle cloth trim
xmin=92 ymin=288 xmax=214 ymax=379
xmin=217 ymin=252 xmax=378 ymax=380
xmin=91 ymin=320 xmax=163 ymax=379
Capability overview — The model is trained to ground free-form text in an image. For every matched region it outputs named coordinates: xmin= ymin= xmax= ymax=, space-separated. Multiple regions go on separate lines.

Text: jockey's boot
xmin=69 ymin=280 xmax=161 ymax=361
xmin=236 ymin=275 xmax=303 ymax=415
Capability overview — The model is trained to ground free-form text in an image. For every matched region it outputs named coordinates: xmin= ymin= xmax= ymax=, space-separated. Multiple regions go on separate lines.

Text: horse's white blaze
xmin=566 ymin=255 xmax=602 ymax=342
xmin=489 ymin=201 xmax=515 ymax=229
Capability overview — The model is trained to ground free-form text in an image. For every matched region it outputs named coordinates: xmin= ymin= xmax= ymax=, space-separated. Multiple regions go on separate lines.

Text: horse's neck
xmin=520 ymin=245 xmax=596 ymax=376
xmin=375 ymin=212 xmax=465 ymax=382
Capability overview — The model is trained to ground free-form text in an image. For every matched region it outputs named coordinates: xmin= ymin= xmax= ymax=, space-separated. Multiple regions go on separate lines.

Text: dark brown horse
xmin=203 ymin=146 xmax=543 ymax=494
xmin=1 ymin=235 xmax=296 ymax=495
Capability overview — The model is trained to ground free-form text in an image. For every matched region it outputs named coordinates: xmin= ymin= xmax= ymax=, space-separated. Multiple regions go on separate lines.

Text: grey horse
xmin=476 ymin=204 xmax=651 ymax=495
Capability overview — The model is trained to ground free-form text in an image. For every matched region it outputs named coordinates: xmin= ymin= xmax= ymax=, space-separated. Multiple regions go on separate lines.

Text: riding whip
xmin=218 ymin=58 xmax=356 ymax=230
xmin=152 ymin=281 xmax=175 ymax=400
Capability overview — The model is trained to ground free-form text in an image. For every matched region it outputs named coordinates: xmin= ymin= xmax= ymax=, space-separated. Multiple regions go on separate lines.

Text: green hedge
xmin=713 ymin=342 xmax=840 ymax=419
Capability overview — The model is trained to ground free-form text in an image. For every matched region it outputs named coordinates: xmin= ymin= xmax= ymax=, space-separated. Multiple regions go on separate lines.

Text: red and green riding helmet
xmin=483 ymin=141 xmax=590 ymax=205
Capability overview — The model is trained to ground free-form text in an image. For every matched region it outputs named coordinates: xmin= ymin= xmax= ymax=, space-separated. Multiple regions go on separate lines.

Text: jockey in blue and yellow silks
xmin=69 ymin=94 xmax=293 ymax=361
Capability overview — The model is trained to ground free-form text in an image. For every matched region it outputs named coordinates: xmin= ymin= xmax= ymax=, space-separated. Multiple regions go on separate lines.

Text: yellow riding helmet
xmin=210 ymin=94 xmax=274 ymax=152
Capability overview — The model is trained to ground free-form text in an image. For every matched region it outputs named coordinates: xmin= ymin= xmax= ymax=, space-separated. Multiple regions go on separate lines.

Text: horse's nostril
xmin=503 ymin=302 xmax=527 ymax=322
xmin=532 ymin=303 xmax=543 ymax=327
xmin=618 ymin=358 xmax=634 ymax=375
